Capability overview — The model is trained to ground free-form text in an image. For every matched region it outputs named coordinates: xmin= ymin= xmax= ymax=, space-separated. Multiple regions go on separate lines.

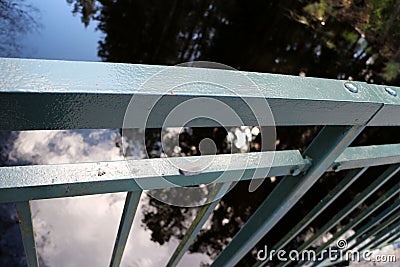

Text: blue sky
xmin=21 ymin=0 xmax=100 ymax=61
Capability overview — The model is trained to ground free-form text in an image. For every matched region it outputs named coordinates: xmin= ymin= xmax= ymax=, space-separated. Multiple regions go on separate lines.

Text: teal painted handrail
xmin=1 ymin=58 xmax=399 ymax=267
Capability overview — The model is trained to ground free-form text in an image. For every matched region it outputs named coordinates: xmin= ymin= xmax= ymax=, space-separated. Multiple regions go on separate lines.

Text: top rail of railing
xmin=0 ymin=57 xmax=399 ymax=130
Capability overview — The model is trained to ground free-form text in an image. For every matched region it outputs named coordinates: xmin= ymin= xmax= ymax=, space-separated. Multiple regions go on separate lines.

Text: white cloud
xmin=10 ymin=129 xmax=210 ymax=266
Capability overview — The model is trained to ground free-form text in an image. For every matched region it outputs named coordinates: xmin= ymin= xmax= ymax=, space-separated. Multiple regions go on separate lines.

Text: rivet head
xmin=290 ymin=167 xmax=302 ymax=176
xmin=344 ymin=82 xmax=358 ymax=93
xmin=385 ymin=87 xmax=397 ymax=97
xmin=332 ymin=163 xmax=341 ymax=172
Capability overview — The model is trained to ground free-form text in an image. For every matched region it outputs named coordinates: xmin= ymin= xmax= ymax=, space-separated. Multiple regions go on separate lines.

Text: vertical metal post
xmin=376 ymin=231 xmax=400 ymax=249
xmin=211 ymin=125 xmax=365 ymax=267
xmin=308 ymin=183 xmax=400 ymax=267
xmin=346 ymin=203 xmax=400 ymax=248
xmin=281 ymin=164 xmax=400 ymax=267
xmin=315 ymin=207 xmax=400 ymax=267
xmin=358 ymin=219 xmax=400 ymax=252
xmin=254 ymin=167 xmax=367 ymax=267
xmin=16 ymin=201 xmax=39 ymax=267
xmin=308 ymin=209 xmax=400 ymax=267
xmin=109 ymin=191 xmax=142 ymax=267
xmin=167 ymin=183 xmax=231 ymax=267
xmin=370 ymin=229 xmax=400 ymax=250
xmin=325 ymin=184 xmax=400 ymax=248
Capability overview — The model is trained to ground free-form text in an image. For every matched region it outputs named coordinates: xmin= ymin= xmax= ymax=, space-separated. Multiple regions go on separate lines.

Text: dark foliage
xmin=64 ymin=0 xmax=400 ymax=265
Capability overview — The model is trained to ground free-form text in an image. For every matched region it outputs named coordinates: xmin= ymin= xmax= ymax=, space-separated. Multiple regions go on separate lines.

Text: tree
xmin=0 ymin=0 xmax=40 ymax=57
xmin=295 ymin=0 xmax=400 ymax=83
xmin=68 ymin=1 xmax=400 ymax=265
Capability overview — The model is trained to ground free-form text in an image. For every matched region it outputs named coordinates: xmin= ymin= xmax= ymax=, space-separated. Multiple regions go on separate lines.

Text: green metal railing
xmin=0 ymin=58 xmax=399 ymax=267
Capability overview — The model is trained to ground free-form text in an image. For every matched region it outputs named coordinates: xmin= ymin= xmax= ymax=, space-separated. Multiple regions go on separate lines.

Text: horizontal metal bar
xmin=328 ymin=144 xmax=400 ymax=171
xmin=362 ymin=83 xmax=400 ymax=126
xmin=211 ymin=125 xmax=365 ymax=267
xmin=254 ymin=167 xmax=368 ymax=267
xmin=2 ymin=142 xmax=400 ymax=203
xmin=368 ymin=102 xmax=400 ymax=127
xmin=281 ymin=164 xmax=400 ymax=267
xmin=0 ymin=150 xmax=307 ymax=203
xmin=2 ymin=57 xmax=399 ymax=130
xmin=15 ymin=201 xmax=39 ymax=267
xmin=109 ymin=191 xmax=142 ymax=267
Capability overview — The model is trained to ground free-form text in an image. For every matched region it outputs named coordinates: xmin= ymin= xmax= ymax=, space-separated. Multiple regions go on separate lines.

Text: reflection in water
xmin=1 ymin=0 xmax=400 ymax=266
xmin=0 ymin=0 xmax=40 ymax=57
xmin=0 ymin=125 xmax=252 ymax=266
xmin=67 ymin=0 xmax=400 ymax=84
xmin=10 ymin=130 xmax=122 ymax=164
xmin=3 ymin=129 xmax=211 ymax=266
xmin=32 ymin=193 xmax=127 ymax=267
xmin=32 ymin=194 xmax=211 ymax=267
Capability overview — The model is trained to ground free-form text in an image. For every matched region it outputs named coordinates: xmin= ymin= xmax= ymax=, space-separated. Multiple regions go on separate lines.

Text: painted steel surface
xmin=1 ymin=58 xmax=400 ymax=267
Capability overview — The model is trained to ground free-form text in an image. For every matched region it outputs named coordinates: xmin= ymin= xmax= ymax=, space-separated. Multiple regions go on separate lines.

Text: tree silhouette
xmin=0 ymin=0 xmax=40 ymax=57
xmin=67 ymin=0 xmax=400 ymax=265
